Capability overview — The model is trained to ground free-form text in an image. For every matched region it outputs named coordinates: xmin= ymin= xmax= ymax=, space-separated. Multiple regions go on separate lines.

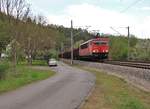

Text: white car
xmin=48 ymin=59 xmax=57 ymax=66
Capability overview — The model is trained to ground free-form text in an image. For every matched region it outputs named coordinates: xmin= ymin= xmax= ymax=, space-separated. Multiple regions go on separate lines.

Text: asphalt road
xmin=0 ymin=62 xmax=95 ymax=109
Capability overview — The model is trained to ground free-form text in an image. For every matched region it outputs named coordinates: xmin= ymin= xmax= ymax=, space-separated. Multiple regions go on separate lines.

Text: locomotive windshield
xmin=93 ymin=41 xmax=108 ymax=45
xmin=80 ymin=43 xmax=89 ymax=49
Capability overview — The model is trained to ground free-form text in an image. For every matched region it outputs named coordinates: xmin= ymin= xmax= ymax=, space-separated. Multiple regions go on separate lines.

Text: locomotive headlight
xmin=93 ymin=50 xmax=96 ymax=53
xmin=106 ymin=50 xmax=108 ymax=52
xmin=93 ymin=50 xmax=98 ymax=53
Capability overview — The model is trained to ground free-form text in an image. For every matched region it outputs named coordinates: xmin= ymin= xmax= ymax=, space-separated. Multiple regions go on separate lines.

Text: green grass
xmin=32 ymin=60 xmax=48 ymax=66
xmin=0 ymin=65 xmax=55 ymax=93
xmin=80 ymin=67 xmax=150 ymax=109
xmin=19 ymin=60 xmax=48 ymax=66
xmin=0 ymin=60 xmax=9 ymax=79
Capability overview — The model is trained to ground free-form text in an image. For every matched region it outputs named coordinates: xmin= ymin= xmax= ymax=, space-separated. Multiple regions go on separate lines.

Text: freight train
xmin=60 ymin=33 xmax=109 ymax=61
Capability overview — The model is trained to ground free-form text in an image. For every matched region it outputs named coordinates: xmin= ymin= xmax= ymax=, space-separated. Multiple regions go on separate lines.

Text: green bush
xmin=109 ymin=36 xmax=128 ymax=60
xmin=0 ymin=61 xmax=9 ymax=79
xmin=32 ymin=60 xmax=47 ymax=66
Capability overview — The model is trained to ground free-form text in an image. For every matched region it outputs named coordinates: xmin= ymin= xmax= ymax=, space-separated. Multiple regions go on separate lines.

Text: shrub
xmin=0 ymin=61 xmax=9 ymax=79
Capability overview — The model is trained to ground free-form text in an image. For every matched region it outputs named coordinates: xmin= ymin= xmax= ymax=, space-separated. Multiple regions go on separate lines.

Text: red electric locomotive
xmin=79 ymin=34 xmax=109 ymax=60
xmin=60 ymin=33 xmax=109 ymax=61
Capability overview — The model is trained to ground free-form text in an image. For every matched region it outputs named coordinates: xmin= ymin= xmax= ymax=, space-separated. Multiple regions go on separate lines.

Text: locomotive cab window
xmin=80 ymin=43 xmax=88 ymax=49
xmin=93 ymin=41 xmax=108 ymax=45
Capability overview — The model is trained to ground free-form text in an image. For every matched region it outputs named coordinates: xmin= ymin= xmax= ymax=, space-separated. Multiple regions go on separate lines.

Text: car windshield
xmin=50 ymin=59 xmax=56 ymax=61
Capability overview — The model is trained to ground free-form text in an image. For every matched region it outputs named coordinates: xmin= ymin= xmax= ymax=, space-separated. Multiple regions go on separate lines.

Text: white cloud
xmin=135 ymin=16 xmax=150 ymax=37
xmin=48 ymin=3 xmax=150 ymax=39
xmin=141 ymin=7 xmax=150 ymax=11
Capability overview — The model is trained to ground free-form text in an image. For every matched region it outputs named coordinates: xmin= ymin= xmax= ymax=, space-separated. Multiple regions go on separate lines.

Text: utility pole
xmin=71 ymin=20 xmax=73 ymax=65
xmin=127 ymin=26 xmax=130 ymax=60
xmin=0 ymin=0 xmax=1 ymax=12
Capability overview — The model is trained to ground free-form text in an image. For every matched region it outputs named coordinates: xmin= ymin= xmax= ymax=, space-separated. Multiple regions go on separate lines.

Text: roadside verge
xmin=80 ymin=67 xmax=150 ymax=109
xmin=0 ymin=65 xmax=55 ymax=94
xmin=61 ymin=59 xmax=150 ymax=109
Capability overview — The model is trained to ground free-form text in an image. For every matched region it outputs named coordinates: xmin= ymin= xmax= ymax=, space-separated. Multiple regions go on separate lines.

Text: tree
xmin=129 ymin=35 xmax=138 ymax=47
xmin=0 ymin=15 xmax=11 ymax=57
xmin=109 ymin=36 xmax=128 ymax=60
xmin=0 ymin=0 xmax=30 ymax=72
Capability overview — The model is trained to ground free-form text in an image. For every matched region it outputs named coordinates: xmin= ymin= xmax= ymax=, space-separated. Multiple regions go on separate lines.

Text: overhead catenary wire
xmin=120 ymin=0 xmax=143 ymax=13
xmin=110 ymin=27 xmax=122 ymax=35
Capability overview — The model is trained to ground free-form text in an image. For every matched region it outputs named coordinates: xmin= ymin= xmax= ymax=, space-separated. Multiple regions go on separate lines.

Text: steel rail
xmin=104 ymin=60 xmax=150 ymax=69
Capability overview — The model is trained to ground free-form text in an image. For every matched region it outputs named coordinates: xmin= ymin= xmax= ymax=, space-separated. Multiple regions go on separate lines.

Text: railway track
xmin=61 ymin=58 xmax=150 ymax=69
xmin=104 ymin=60 xmax=150 ymax=69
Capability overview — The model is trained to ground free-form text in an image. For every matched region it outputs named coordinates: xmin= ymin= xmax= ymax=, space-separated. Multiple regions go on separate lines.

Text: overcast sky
xmin=27 ymin=0 xmax=150 ymax=39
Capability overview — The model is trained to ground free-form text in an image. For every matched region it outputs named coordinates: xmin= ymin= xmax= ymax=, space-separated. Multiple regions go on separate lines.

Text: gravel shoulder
xmin=0 ymin=62 xmax=95 ymax=109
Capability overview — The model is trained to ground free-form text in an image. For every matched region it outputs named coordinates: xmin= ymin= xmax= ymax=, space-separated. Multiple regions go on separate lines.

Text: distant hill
xmin=0 ymin=11 xmax=150 ymax=61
